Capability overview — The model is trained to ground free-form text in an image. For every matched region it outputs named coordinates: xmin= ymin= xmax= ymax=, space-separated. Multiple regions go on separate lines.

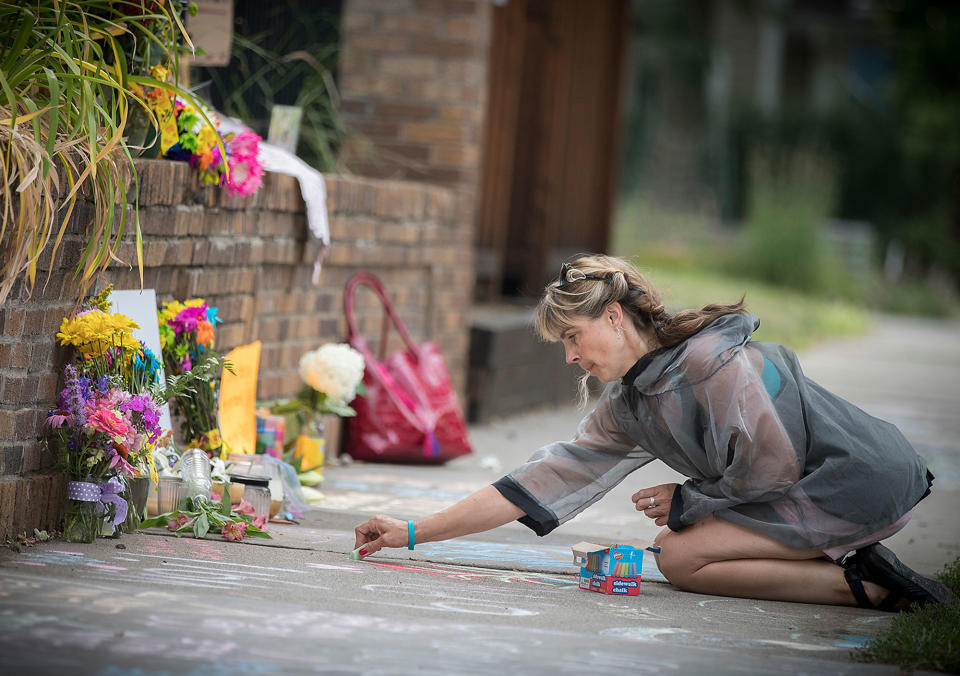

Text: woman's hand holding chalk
xmin=353 ymin=514 xmax=410 ymax=557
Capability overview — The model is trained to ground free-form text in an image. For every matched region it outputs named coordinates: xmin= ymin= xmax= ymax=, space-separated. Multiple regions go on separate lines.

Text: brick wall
xmin=0 ymin=158 xmax=474 ymax=540
xmin=338 ymin=0 xmax=491 ymax=190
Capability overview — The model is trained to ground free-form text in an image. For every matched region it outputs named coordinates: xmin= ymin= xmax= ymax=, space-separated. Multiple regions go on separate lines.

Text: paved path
xmin=0 ymin=315 xmax=956 ymax=675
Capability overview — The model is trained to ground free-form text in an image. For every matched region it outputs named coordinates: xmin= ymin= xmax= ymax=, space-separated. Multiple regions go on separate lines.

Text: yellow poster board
xmin=218 ymin=341 xmax=261 ymax=455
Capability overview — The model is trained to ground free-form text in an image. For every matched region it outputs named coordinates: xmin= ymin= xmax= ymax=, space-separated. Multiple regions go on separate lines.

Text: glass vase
xmin=122 ymin=477 xmax=150 ymax=533
xmin=294 ymin=415 xmax=325 ymax=475
xmin=63 ymin=499 xmax=99 ymax=544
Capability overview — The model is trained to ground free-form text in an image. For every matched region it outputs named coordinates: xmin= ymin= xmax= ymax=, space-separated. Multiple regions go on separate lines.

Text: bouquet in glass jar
xmin=157 ymin=298 xmax=227 ymax=456
xmin=273 ymin=344 xmax=365 ymax=473
xmin=44 ymin=366 xmax=164 ymax=541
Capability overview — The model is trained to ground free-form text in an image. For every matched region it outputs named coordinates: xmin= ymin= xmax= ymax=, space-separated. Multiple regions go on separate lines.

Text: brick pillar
xmin=338 ymin=0 xmax=491 ymax=192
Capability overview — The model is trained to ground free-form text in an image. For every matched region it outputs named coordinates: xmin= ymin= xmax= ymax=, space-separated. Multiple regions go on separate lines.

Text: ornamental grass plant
xmin=0 ymin=0 xmax=201 ymax=306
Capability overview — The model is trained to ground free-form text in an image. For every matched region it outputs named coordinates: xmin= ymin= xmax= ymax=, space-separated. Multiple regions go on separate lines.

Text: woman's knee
xmin=652 ymin=527 xmax=696 ymax=587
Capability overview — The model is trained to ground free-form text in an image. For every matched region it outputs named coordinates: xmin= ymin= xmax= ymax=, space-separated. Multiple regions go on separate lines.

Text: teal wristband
xmin=407 ymin=520 xmax=415 ymax=550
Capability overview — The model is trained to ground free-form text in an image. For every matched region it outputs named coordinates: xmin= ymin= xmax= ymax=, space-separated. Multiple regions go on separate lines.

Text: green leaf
xmin=195 ymin=512 xmax=210 ymax=539
xmin=139 ymin=515 xmax=169 ymax=529
xmin=324 ymin=402 xmax=356 ymax=417
xmin=220 ymin=482 xmax=232 ymax=516
xmin=41 ymin=67 xmax=61 ymax=173
xmin=243 ymin=523 xmax=272 ymax=539
xmin=272 ymin=400 xmax=308 ymax=415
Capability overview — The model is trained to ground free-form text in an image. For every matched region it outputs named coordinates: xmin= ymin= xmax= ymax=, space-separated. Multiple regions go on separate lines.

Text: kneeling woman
xmin=354 ymin=254 xmax=954 ymax=610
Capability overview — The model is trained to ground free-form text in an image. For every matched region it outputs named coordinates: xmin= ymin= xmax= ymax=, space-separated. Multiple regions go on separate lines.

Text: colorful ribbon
xmin=66 ymin=478 xmax=128 ymax=525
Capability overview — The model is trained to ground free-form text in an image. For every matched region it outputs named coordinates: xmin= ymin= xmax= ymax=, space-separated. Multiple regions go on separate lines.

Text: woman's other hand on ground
xmin=632 ymin=483 xmax=679 ymax=527
xmin=354 ymin=514 xmax=409 ymax=557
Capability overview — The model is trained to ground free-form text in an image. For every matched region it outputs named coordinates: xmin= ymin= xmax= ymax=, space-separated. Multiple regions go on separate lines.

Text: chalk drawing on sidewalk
xmin=356 ymin=581 xmax=541 ymax=617
xmin=602 ymin=625 xmax=849 ymax=653
xmin=832 ymin=634 xmax=873 ymax=649
xmin=317 ymin=476 xmax=479 ymax=516
xmin=593 ymin=600 xmax=670 ymax=621
xmin=305 ymin=562 xmax=365 ymax=573
xmin=415 ymin=539 xmax=667 ymax=582
xmin=280 ymin=527 xmax=355 ymax=544
xmin=8 ymin=551 xmax=114 ymax=567
xmin=326 ymin=479 xmax=472 ymax=503
xmin=602 ymin=626 xmax=690 ymax=641
xmin=123 ymin=554 xmax=332 ymax=593
xmin=366 ymin=560 xmax=577 ymax=586
xmin=416 ymin=540 xmax=572 ymax=568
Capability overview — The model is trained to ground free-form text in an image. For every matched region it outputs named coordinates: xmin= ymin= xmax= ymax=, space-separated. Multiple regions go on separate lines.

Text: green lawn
xmin=637 ymin=265 xmax=871 ymax=350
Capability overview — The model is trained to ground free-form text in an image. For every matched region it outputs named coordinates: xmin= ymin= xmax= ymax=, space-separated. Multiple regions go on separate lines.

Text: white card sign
xmin=110 ymin=289 xmax=173 ymax=436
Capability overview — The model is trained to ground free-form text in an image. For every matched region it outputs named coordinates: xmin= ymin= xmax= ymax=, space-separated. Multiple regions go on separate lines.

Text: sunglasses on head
xmin=558 ymin=262 xmax=611 ymax=288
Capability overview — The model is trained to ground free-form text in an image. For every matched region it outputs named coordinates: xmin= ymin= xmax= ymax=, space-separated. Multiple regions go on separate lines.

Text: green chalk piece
xmin=349 ymin=547 xmax=364 ymax=561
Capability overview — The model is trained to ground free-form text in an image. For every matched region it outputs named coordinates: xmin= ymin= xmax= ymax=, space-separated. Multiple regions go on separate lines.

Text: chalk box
xmin=571 ymin=540 xmax=659 ymax=596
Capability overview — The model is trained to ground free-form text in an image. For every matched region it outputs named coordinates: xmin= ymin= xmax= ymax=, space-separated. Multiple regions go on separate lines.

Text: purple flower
xmin=45 ymin=412 xmax=69 ymax=428
xmin=58 ymin=365 xmax=88 ymax=426
xmin=120 ymin=394 xmax=148 ymax=414
xmin=141 ymin=406 xmax=160 ymax=431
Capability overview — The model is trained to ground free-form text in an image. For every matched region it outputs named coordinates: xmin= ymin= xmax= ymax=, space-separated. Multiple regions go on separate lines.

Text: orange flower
xmin=113 ymin=441 xmax=129 ymax=459
xmin=197 ymin=320 xmax=214 ymax=346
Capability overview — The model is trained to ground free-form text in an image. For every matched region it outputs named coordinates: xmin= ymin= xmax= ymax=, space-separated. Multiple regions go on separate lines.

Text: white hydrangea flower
xmin=298 ymin=343 xmax=365 ymax=406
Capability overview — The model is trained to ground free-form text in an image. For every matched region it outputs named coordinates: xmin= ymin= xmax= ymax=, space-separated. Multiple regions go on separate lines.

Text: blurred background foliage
xmin=613 ymin=0 xmax=960 ymax=327
xmin=191 ymin=0 xmax=344 ymax=172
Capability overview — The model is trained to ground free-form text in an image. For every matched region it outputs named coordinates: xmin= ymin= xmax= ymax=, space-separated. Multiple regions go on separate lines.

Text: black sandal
xmin=843 ymin=557 xmax=902 ymax=611
xmin=844 ymin=544 xmax=957 ymax=611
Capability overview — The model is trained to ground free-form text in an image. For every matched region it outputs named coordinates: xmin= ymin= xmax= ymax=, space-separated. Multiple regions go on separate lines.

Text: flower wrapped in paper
xmin=137 ymin=67 xmax=264 ymax=197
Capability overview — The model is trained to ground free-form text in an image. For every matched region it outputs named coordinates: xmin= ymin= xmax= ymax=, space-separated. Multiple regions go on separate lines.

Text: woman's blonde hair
xmin=535 ymin=254 xmax=747 ymax=404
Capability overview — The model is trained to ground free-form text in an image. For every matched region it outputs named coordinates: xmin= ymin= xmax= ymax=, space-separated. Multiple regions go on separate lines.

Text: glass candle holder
xmin=228 ymin=473 xmax=271 ymax=518
xmin=157 ymin=476 xmax=186 ymax=514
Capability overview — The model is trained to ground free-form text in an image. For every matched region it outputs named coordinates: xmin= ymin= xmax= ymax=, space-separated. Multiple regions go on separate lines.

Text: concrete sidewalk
xmin=0 ymin=314 xmax=956 ymax=675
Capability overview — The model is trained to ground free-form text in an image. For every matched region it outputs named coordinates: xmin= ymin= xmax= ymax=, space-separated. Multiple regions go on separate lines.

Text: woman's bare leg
xmin=653 ymin=515 xmax=888 ymax=606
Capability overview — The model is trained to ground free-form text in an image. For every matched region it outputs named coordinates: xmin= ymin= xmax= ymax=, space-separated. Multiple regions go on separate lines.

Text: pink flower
xmin=233 ymin=498 xmax=256 ymax=516
xmin=86 ymin=409 xmax=131 ymax=441
xmin=225 ymin=132 xmax=263 ymax=198
xmin=110 ymin=452 xmax=138 ymax=477
xmin=229 ymin=131 xmax=260 ymax=158
xmin=167 ymin=514 xmax=193 ymax=530
xmin=221 ymin=520 xmax=248 ymax=541
xmin=252 ymin=514 xmax=268 ymax=530
xmin=225 ymin=156 xmax=264 ymax=198
xmin=171 ymin=305 xmax=207 ymax=334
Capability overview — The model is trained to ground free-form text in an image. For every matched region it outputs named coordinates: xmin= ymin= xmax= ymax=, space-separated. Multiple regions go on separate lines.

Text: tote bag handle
xmin=343 ymin=272 xmax=431 ymax=436
xmin=344 ymin=272 xmax=421 ymax=362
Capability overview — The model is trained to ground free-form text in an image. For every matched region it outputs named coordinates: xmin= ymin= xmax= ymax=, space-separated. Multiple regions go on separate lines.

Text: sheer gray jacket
xmin=493 ymin=313 xmax=931 ymax=550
